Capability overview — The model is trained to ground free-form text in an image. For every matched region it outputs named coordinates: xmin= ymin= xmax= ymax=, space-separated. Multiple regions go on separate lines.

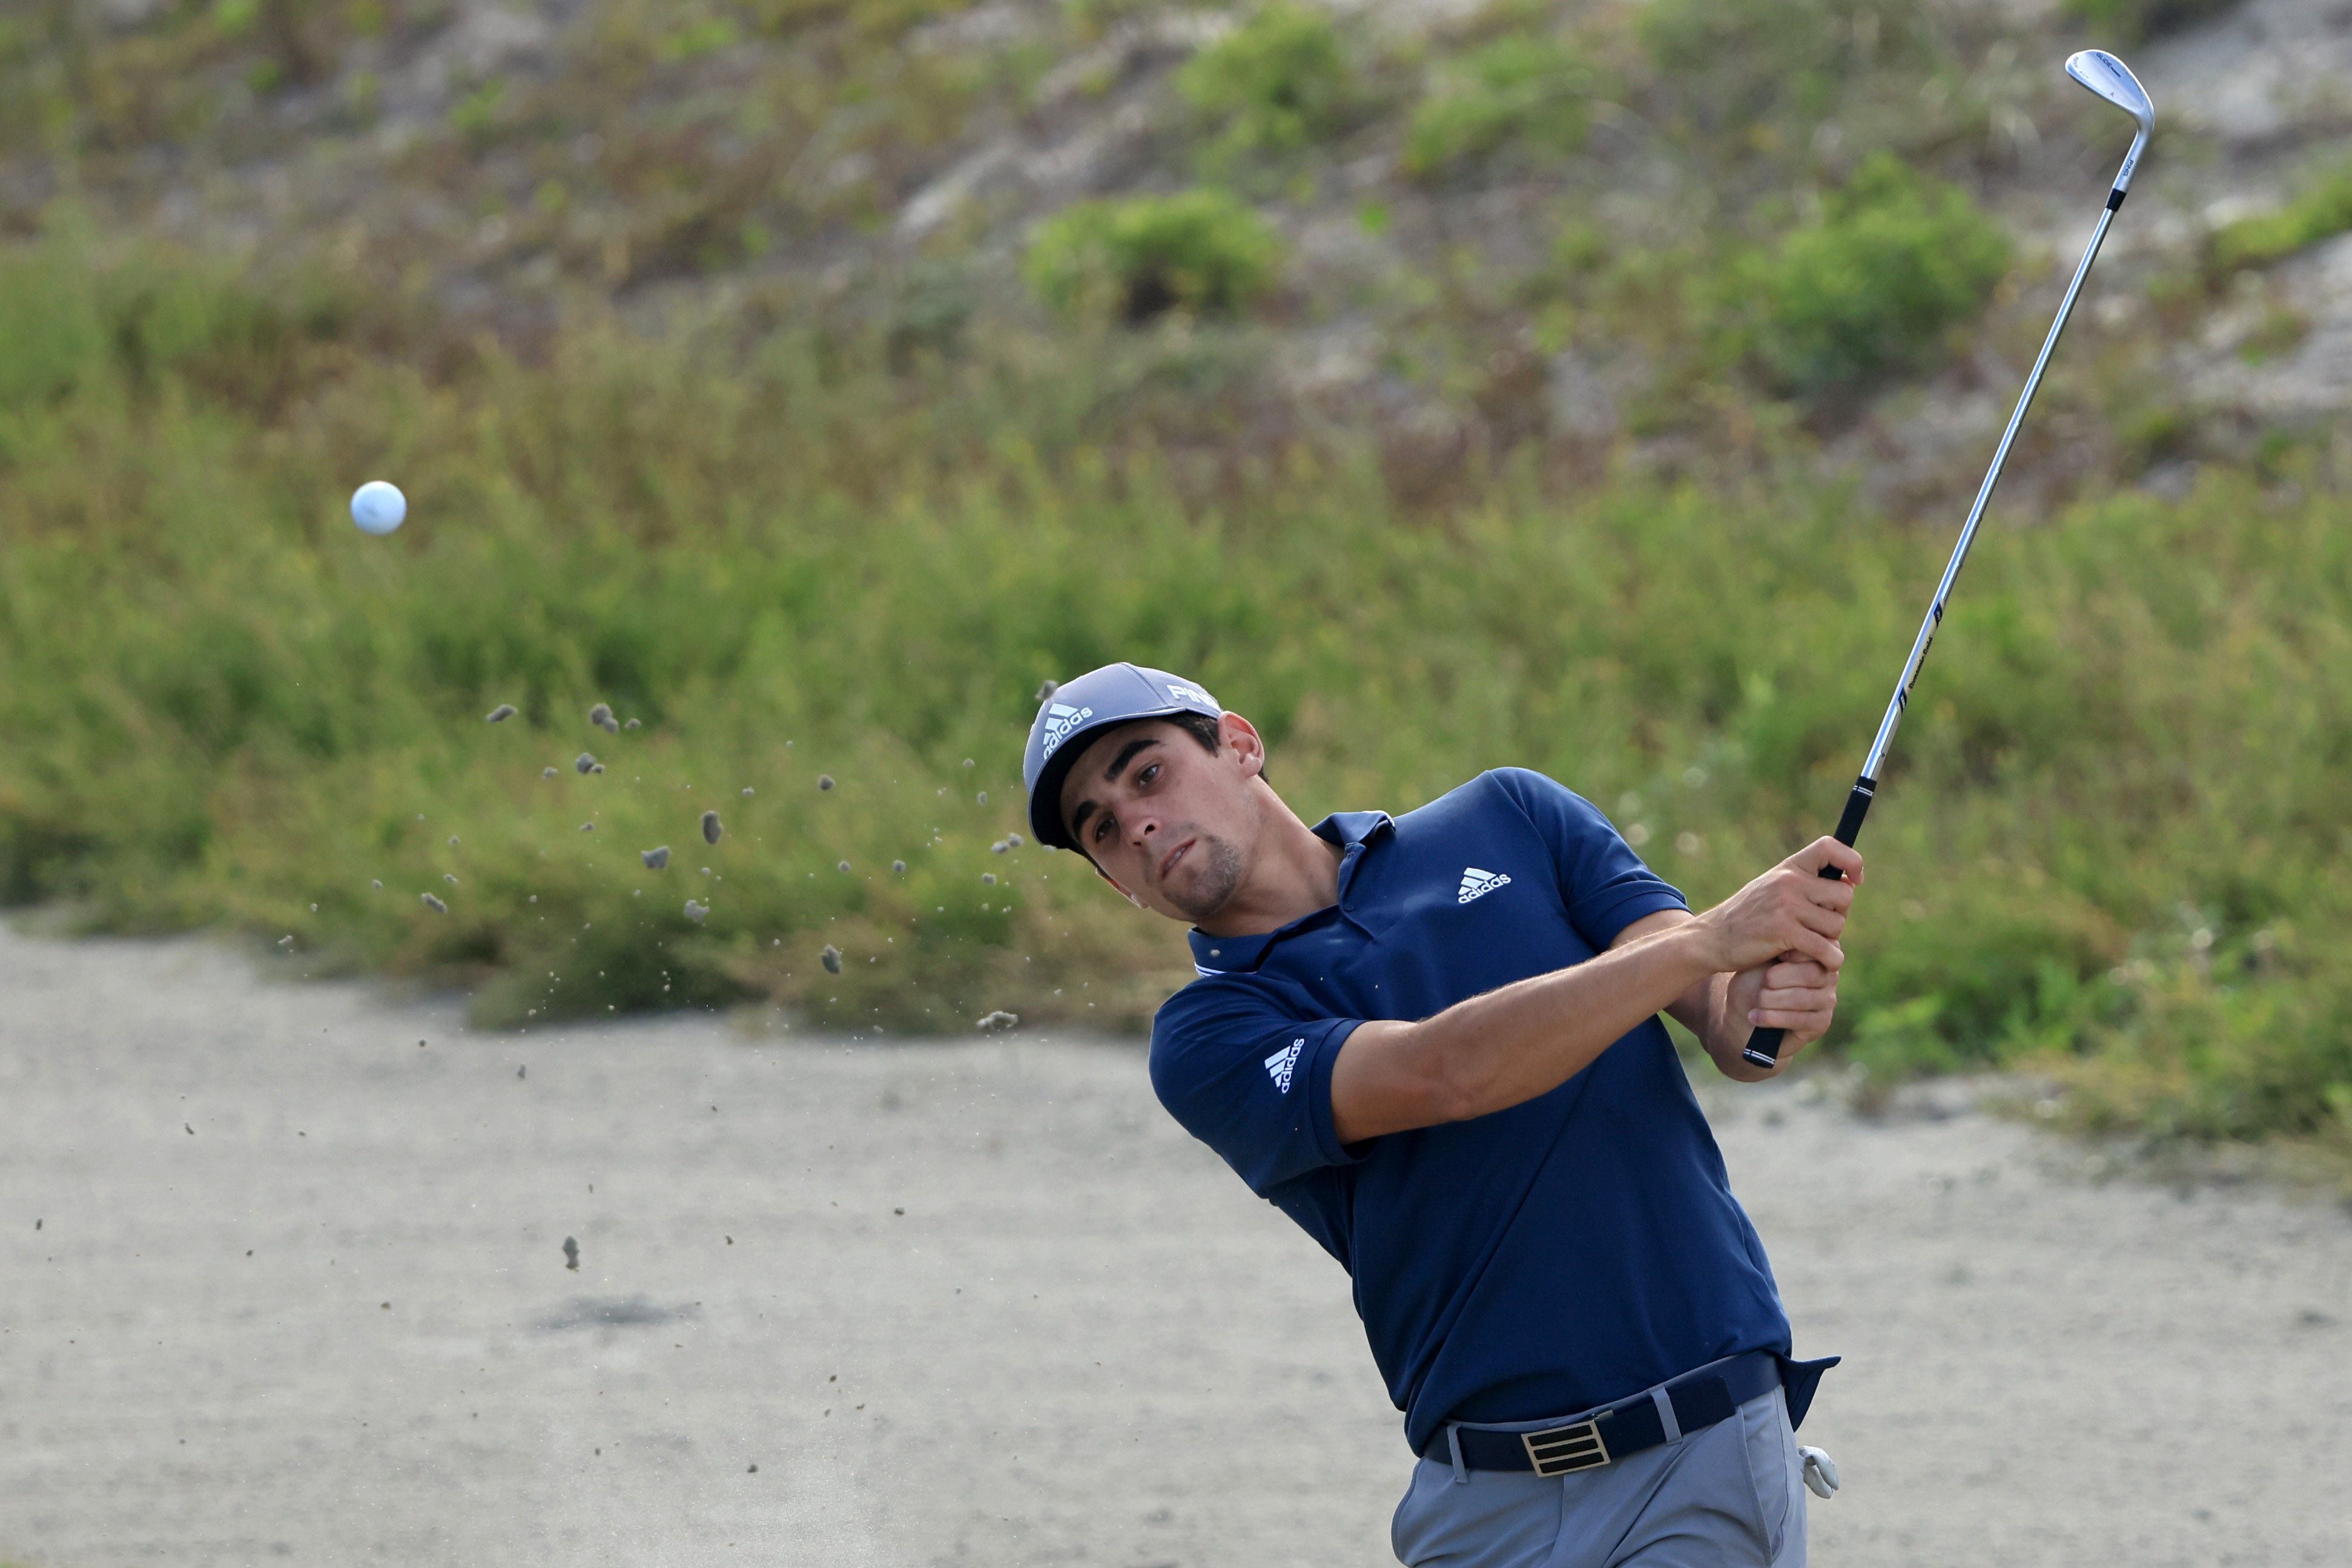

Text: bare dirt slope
xmin=2 ymin=923 xmax=2348 ymax=1567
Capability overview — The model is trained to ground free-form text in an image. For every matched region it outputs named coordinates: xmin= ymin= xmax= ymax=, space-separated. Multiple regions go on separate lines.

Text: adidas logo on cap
xmin=1456 ymin=866 xmax=1512 ymax=904
xmin=1039 ymin=701 xmax=1096 ymax=758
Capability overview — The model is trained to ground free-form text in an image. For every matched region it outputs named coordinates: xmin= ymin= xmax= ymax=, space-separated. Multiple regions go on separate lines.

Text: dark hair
xmin=1169 ymin=710 xmax=1223 ymax=757
xmin=1171 ymin=709 xmax=1263 ymax=781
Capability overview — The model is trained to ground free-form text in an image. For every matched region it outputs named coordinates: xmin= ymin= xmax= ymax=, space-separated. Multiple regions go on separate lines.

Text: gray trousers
xmin=1392 ymin=1386 xmax=1806 ymax=1567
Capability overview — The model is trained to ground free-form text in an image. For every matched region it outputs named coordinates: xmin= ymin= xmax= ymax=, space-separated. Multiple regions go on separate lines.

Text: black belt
xmin=1421 ymin=1351 xmax=1834 ymax=1477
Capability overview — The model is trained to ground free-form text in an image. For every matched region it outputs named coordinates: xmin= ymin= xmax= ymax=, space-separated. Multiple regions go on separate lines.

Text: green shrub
xmin=1639 ymin=0 xmax=1935 ymax=132
xmin=1402 ymin=33 xmax=1596 ymax=179
xmin=1177 ymin=2 xmax=1355 ymax=166
xmin=1729 ymin=153 xmax=2012 ymax=396
xmin=2207 ymin=159 xmax=2352 ymax=278
xmin=1023 ymin=190 xmax=1284 ymax=321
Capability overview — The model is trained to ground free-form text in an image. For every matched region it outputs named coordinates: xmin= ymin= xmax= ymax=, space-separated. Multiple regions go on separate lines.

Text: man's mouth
xmin=1157 ymin=838 xmax=1194 ymax=886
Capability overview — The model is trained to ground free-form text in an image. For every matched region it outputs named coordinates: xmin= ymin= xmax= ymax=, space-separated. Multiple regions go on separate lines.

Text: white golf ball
xmin=350 ymin=480 xmax=407 ymax=535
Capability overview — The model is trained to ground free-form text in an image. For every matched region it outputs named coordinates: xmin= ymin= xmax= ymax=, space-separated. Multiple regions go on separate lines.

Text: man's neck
xmin=1194 ymin=797 xmax=1345 ymax=938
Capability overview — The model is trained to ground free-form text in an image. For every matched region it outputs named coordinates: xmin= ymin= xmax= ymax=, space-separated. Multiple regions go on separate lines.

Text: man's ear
xmin=1218 ymin=711 xmax=1266 ymax=780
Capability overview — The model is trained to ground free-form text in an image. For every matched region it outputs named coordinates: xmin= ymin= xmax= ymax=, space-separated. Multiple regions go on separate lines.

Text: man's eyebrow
xmin=1102 ymin=737 xmax=1157 ymax=783
xmin=1065 ymin=737 xmax=1158 ymax=842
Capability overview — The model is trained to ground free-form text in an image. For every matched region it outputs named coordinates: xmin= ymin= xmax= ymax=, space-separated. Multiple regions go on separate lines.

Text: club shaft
xmin=1740 ymin=140 xmax=2143 ymax=1073
xmin=1859 ymin=193 xmax=2123 ymax=782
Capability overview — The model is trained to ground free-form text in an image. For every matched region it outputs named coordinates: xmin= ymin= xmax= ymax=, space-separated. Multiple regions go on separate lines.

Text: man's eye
xmin=1138 ymin=763 xmax=1158 ymax=786
xmin=1094 ymin=815 xmax=1114 ymax=844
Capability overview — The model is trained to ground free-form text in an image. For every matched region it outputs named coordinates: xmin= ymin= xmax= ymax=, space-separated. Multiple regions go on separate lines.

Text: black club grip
xmin=1739 ymin=777 xmax=1874 ymax=1070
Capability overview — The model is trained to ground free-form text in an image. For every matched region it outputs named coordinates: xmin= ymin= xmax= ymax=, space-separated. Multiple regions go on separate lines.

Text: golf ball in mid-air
xmin=351 ymin=480 xmax=407 ymax=535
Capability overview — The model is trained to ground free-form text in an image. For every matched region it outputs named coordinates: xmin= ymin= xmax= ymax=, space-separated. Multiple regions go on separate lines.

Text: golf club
xmin=1742 ymin=49 xmax=2155 ymax=1070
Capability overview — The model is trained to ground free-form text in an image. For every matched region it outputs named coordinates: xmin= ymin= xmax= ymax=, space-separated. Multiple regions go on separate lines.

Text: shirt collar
xmin=1185 ymin=812 xmax=1394 ymax=976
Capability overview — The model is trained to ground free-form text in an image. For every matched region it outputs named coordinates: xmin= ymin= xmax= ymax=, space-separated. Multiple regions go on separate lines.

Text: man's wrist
xmin=1656 ymin=917 xmax=1727 ymax=993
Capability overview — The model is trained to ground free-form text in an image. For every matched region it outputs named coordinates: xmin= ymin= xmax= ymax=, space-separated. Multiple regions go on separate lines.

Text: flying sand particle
xmin=624 ymin=717 xmax=641 ymax=730
xmin=444 ymin=873 xmax=459 ymax=884
xmin=422 ymin=893 xmax=448 ymax=913
xmin=487 ymin=704 xmax=518 ymax=723
xmin=991 ymin=840 xmax=1008 ymax=854
xmin=1006 ymin=833 xmax=1022 ymax=848
xmin=544 ymin=767 xmax=559 ymax=779
xmin=278 ymin=935 xmax=295 ymax=948
xmin=817 ymin=774 xmax=835 ymax=791
xmin=517 ymin=1066 xmax=526 ymax=1080
xmin=589 ymin=702 xmax=613 ymax=730
xmin=576 ymin=753 xmax=598 ymax=774
xmin=977 ymin=1010 xmax=1019 ymax=1032
xmin=449 ymin=836 xmax=460 ymax=848
xmin=1036 ymin=680 xmax=1057 ymax=702
xmin=563 ymin=1237 xmax=579 ymax=1271
xmin=837 ymin=860 xmax=851 ymax=874
xmin=580 ymin=822 xmax=595 ymax=833
xmin=684 ymin=900 xmax=709 ymax=922
xmin=641 ymin=846 xmax=671 ymax=870
xmin=981 ymin=873 xmax=996 ymax=886
xmin=702 ymin=810 xmax=722 ymax=845
xmin=741 ymin=786 xmax=753 ymax=796
xmin=891 ymin=860 xmax=907 ymax=874
xmin=821 ymin=944 xmax=842 ymax=975
xmin=976 ymin=791 xmax=988 ymax=806
xmin=372 ymin=879 xmax=383 ymax=889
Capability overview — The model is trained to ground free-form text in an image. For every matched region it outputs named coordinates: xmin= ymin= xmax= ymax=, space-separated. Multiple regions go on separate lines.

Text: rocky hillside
xmin=6 ymin=0 xmax=2349 ymax=516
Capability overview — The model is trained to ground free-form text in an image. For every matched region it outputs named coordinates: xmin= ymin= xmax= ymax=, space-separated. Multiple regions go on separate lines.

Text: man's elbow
xmin=1419 ymin=1027 xmax=1498 ymax=1125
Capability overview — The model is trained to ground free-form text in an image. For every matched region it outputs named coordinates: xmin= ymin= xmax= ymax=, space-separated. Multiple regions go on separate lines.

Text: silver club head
xmin=2065 ymin=50 xmax=2153 ymax=192
xmin=2065 ymin=50 xmax=2154 ymax=136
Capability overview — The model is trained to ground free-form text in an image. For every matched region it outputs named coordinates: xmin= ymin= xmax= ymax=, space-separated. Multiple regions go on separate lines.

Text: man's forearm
xmin=1406 ymin=920 xmax=1720 ymax=1123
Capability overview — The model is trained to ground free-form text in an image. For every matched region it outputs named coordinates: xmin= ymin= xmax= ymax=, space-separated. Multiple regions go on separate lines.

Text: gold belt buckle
xmin=1522 ymin=1417 xmax=1611 ymax=1477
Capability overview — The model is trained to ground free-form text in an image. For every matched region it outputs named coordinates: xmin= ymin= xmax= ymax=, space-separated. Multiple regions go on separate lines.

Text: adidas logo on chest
xmin=1456 ymin=866 xmax=1512 ymax=904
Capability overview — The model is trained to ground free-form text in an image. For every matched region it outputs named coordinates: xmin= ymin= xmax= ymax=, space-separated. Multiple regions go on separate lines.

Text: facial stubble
xmin=1161 ymin=834 xmax=1246 ymax=923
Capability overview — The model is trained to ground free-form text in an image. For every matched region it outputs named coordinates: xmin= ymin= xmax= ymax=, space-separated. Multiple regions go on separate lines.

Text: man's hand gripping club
xmin=1688 ymin=837 xmax=1865 ymax=1081
xmin=1329 ymin=838 xmax=1863 ymax=1142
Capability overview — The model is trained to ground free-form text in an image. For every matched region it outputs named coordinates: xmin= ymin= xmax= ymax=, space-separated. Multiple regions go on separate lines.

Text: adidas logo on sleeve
xmin=1456 ymin=866 xmax=1512 ymax=904
xmin=1264 ymin=1039 xmax=1304 ymax=1093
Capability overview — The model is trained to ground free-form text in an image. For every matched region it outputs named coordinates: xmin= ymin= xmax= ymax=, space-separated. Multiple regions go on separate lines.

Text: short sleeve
xmin=1488 ymin=768 xmax=1689 ymax=949
xmin=1149 ymin=983 xmax=1367 ymax=1199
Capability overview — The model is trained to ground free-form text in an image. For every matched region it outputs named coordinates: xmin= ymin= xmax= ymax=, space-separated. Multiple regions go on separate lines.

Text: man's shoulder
xmin=1151 ymin=969 xmax=1284 ymax=1048
xmin=1391 ymin=767 xmax=1573 ymax=837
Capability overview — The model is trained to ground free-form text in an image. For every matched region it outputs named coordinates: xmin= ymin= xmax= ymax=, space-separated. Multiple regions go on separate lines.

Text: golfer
xmin=1023 ymin=664 xmax=1859 ymax=1567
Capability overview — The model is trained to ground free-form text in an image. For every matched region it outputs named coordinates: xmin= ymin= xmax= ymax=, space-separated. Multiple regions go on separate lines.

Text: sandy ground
xmin=2 ymin=924 xmax=2349 ymax=1568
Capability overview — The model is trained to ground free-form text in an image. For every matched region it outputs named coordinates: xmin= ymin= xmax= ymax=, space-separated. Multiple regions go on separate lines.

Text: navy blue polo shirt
xmin=1148 ymin=768 xmax=1791 ymax=1455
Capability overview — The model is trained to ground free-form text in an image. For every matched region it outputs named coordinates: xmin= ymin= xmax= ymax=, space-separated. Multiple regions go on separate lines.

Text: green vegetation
xmin=2207 ymin=159 xmax=2352 ymax=280
xmin=1639 ymin=0 xmax=1939 ymax=136
xmin=1728 ymin=154 xmax=2013 ymax=396
xmin=2060 ymin=0 xmax=2244 ymax=43
xmin=1 ymin=231 xmax=2350 ymax=1162
xmin=1178 ymin=2 xmax=1358 ymax=169
xmin=0 ymin=0 xmax=2341 ymax=1164
xmin=1402 ymin=33 xmax=1597 ymax=179
xmin=1023 ymin=189 xmax=1285 ymax=321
